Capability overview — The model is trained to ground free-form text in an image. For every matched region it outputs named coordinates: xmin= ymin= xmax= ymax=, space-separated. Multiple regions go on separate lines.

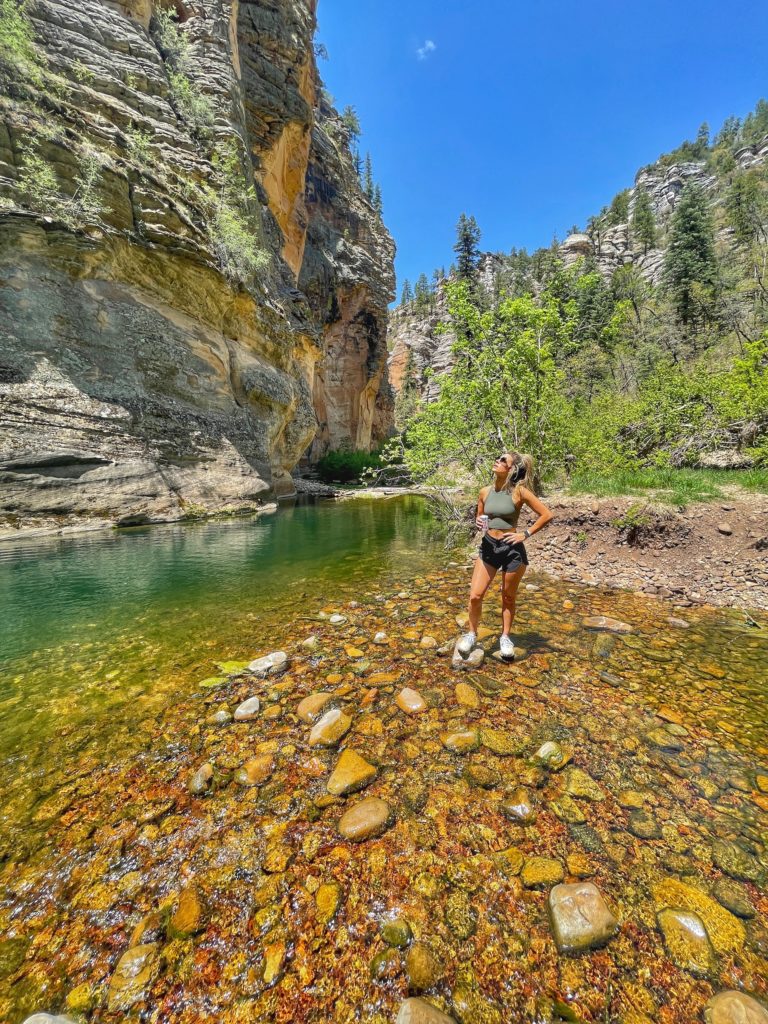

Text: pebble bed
xmin=1 ymin=566 xmax=767 ymax=1024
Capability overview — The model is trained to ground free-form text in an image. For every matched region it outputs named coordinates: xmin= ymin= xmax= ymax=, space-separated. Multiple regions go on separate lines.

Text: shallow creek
xmin=0 ymin=497 xmax=766 ymax=1023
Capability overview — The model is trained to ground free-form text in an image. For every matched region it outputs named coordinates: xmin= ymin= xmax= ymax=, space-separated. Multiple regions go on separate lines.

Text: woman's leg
xmin=501 ymin=564 xmax=527 ymax=635
xmin=468 ymin=559 xmax=497 ymax=633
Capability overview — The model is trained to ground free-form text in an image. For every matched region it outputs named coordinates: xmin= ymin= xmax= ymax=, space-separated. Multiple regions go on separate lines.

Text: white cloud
xmin=416 ymin=39 xmax=436 ymax=60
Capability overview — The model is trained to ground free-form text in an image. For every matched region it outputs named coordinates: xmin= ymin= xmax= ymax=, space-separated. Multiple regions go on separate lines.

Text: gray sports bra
xmin=484 ymin=488 xmax=521 ymax=530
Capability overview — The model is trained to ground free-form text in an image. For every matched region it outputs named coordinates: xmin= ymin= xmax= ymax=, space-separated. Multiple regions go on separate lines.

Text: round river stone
xmin=548 ymin=881 xmax=618 ymax=952
xmin=396 ymin=687 xmax=427 ymax=715
xmin=704 ymin=991 xmax=768 ymax=1024
xmin=396 ymin=998 xmax=457 ymax=1024
xmin=338 ymin=797 xmax=393 ymax=841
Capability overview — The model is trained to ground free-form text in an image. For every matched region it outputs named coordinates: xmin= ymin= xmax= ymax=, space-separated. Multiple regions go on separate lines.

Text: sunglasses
xmin=494 ymin=456 xmax=512 ymax=467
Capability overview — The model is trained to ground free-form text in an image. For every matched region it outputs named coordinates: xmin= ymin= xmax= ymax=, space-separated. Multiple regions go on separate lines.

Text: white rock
xmin=234 ymin=696 xmax=260 ymax=721
xmin=248 ymin=651 xmax=287 ymax=677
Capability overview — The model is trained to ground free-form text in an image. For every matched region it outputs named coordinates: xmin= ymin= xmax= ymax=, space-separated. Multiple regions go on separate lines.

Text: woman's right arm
xmin=475 ymin=487 xmax=488 ymax=528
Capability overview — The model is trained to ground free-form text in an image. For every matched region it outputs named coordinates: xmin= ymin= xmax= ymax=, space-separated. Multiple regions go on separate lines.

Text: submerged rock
xmin=315 ymin=882 xmax=342 ymax=926
xmin=338 ymin=797 xmax=393 ymax=841
xmin=455 ymin=682 xmax=480 ymax=708
xmin=168 ymin=884 xmax=206 ymax=939
xmin=297 ymin=692 xmax=334 ymax=724
xmin=309 ymin=708 xmax=352 ymax=747
xmin=381 ymin=918 xmax=413 ymax=948
xmin=107 ymin=943 xmax=160 ymax=1012
xmin=233 ymin=696 xmax=260 ymax=721
xmin=396 ymin=998 xmax=457 ymax=1024
xmin=548 ymin=881 xmax=618 ymax=952
xmin=248 ymin=651 xmax=288 ymax=677
xmin=521 ymin=857 xmax=564 ymax=889
xmin=712 ymin=877 xmax=755 ymax=919
xmin=652 ymin=878 xmax=745 ymax=956
xmin=500 ymin=787 xmax=537 ymax=824
xmin=582 ymin=615 xmax=633 ymax=633
xmin=564 ymin=767 xmax=604 ymax=801
xmin=396 ymin=687 xmax=428 ymax=715
xmin=534 ymin=740 xmax=572 ymax=770
xmin=628 ymin=809 xmax=662 ymax=840
xmin=704 ymin=991 xmax=768 ymax=1024
xmin=188 ymin=763 xmax=214 ymax=796
xmin=446 ymin=890 xmax=477 ymax=939
xmin=657 ymin=909 xmax=715 ymax=976
xmin=441 ymin=728 xmax=480 ymax=754
xmin=406 ymin=942 xmax=443 ymax=990
xmin=327 ymin=749 xmax=377 ymax=796
xmin=481 ymin=728 xmax=519 ymax=756
xmin=712 ymin=839 xmax=763 ymax=882
xmin=234 ymin=755 xmax=274 ymax=787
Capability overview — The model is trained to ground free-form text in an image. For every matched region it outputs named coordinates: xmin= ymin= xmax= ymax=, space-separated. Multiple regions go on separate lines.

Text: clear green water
xmin=0 ymin=498 xmax=436 ymax=819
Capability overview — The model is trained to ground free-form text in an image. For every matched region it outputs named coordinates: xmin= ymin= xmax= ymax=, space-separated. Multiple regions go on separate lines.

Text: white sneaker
xmin=457 ymin=631 xmax=477 ymax=655
xmin=499 ymin=635 xmax=515 ymax=660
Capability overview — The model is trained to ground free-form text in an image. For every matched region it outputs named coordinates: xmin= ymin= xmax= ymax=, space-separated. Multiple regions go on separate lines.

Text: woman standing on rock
xmin=457 ymin=452 xmax=553 ymax=660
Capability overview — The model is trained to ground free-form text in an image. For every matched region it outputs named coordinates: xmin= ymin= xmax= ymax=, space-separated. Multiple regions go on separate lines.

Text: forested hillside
xmin=388 ymin=103 xmax=768 ymax=488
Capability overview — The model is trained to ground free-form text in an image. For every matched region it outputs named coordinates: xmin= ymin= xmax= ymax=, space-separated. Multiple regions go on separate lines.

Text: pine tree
xmin=400 ymin=279 xmax=412 ymax=305
xmin=453 ymin=213 xmax=481 ymax=282
xmin=662 ymin=183 xmax=717 ymax=326
xmin=631 ymin=188 xmax=657 ymax=254
xmin=414 ymin=273 xmax=431 ymax=312
xmin=364 ymin=152 xmax=374 ymax=200
xmin=373 ymin=183 xmax=382 ymax=217
xmin=352 ymin=147 xmax=361 ymax=179
xmin=340 ymin=105 xmax=361 ymax=142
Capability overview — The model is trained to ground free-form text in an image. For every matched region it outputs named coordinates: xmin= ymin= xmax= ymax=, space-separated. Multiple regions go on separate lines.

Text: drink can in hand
xmin=478 ymin=514 xmax=489 ymax=533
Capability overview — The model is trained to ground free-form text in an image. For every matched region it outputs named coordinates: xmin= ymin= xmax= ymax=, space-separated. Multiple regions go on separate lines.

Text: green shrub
xmin=17 ymin=140 xmax=103 ymax=228
xmin=151 ymin=8 xmax=214 ymax=138
xmin=316 ymin=447 xmax=384 ymax=484
xmin=0 ymin=0 xmax=44 ymax=87
xmin=126 ymin=125 xmax=153 ymax=164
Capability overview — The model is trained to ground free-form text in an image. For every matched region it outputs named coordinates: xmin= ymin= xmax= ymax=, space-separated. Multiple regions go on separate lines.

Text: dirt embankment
xmin=523 ymin=493 xmax=768 ymax=611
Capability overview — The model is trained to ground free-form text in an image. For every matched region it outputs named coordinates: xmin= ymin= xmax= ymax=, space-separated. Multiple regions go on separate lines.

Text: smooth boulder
xmin=338 ymin=797 xmax=393 ymax=841
xmin=548 ymin=882 xmax=618 ymax=952
xmin=396 ymin=998 xmax=457 ymax=1024
xmin=704 ymin=992 xmax=768 ymax=1024
xmin=309 ymin=708 xmax=352 ymax=747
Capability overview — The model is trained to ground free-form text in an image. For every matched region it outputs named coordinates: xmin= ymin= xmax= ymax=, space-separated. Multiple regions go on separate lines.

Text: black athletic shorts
xmin=480 ymin=533 xmax=529 ymax=573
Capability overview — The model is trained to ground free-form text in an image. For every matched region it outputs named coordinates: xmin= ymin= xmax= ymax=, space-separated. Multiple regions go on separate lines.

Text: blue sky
xmin=317 ymin=0 xmax=768 ymax=299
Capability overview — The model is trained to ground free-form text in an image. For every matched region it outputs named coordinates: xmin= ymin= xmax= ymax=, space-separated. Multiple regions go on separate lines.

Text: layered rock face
xmin=0 ymin=0 xmax=394 ymax=530
xmin=559 ymin=140 xmax=768 ymax=282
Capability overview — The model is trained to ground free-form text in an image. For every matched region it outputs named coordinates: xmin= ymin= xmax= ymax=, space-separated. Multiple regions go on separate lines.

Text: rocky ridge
xmin=0 ymin=0 xmax=394 ymax=530
xmin=388 ymin=140 xmax=768 ymax=406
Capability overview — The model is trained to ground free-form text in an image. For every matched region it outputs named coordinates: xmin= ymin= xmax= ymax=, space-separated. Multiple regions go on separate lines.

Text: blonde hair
xmin=504 ymin=451 xmax=535 ymax=498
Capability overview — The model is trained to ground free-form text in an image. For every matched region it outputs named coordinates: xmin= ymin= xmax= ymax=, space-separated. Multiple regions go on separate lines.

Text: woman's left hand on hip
xmin=501 ymin=532 xmax=526 ymax=544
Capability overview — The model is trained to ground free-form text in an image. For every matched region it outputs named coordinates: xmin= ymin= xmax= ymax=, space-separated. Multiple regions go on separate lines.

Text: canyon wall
xmin=0 ymin=0 xmax=394 ymax=531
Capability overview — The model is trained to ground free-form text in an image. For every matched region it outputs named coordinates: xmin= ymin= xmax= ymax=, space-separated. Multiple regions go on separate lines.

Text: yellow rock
xmin=262 ymin=939 xmax=286 ymax=985
xmin=315 ymin=881 xmax=342 ymax=925
xmin=419 ymin=635 xmax=437 ymax=648
xmin=327 ymin=749 xmax=377 ymax=796
xmin=455 ymin=682 xmax=480 ymax=708
xmin=369 ymin=671 xmax=400 ymax=684
xmin=168 ymin=884 xmax=206 ymax=938
xmin=326 ymin=673 xmax=343 ymax=684
xmin=345 ymin=647 xmax=365 ymax=658
xmin=652 ymin=878 xmax=745 ymax=956
xmin=566 ymin=853 xmax=594 ymax=878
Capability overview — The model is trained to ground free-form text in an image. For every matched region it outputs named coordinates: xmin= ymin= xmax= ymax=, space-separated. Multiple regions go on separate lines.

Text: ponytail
xmin=506 ymin=452 xmax=535 ymax=499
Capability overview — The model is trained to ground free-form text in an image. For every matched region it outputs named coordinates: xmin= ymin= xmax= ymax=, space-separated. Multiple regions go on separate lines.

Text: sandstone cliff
xmin=0 ymin=0 xmax=394 ymax=531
